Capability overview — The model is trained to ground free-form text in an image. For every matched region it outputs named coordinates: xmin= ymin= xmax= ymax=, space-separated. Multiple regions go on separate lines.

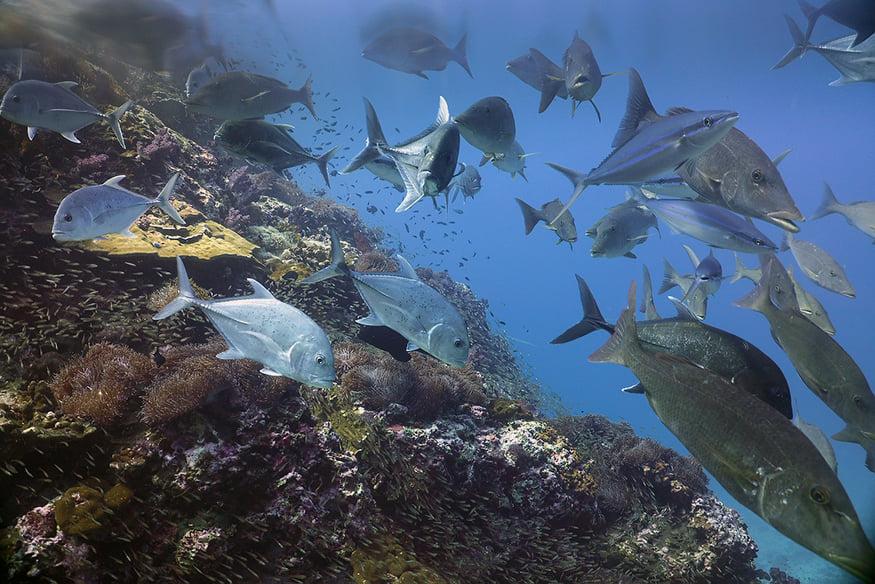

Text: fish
xmin=562 ymin=32 xmax=613 ymax=120
xmin=774 ymin=14 xmax=875 ymax=85
xmin=184 ymin=72 xmax=317 ymax=120
xmin=640 ymin=264 xmax=662 ymax=320
xmin=363 ymin=156 xmax=405 ymax=192
xmin=506 ymin=48 xmax=568 ymax=113
xmin=214 ymin=120 xmax=340 ymax=187
xmin=679 ymin=246 xmax=724 ymax=303
xmin=361 ymin=27 xmax=472 ymax=79
xmin=797 ymin=0 xmax=875 ymax=48
xmin=546 ymin=68 xmax=739 ymax=224
xmin=787 ymin=266 xmax=837 ymax=335
xmin=638 ymin=175 xmax=700 ymax=200
xmin=794 ymin=407 xmax=839 ymax=474
xmin=153 ymin=257 xmax=335 ymax=388
xmin=658 ymin=257 xmax=710 ymax=320
xmin=450 ymin=163 xmax=482 ymax=201
xmin=301 ymin=229 xmax=470 ymax=368
xmin=515 ymin=197 xmax=577 ymax=247
xmin=481 ymin=139 xmax=531 ymax=180
xmin=670 ymin=109 xmax=803 ymax=232
xmin=0 ymin=80 xmax=132 ymax=148
xmin=810 ymin=183 xmax=875 ymax=241
xmin=555 ymin=275 xmax=792 ymax=418
xmin=586 ymin=201 xmax=658 ymax=258
xmin=635 ymin=192 xmax=778 ymax=254
xmin=52 ymin=173 xmax=184 ymax=242
xmin=591 ymin=281 xmax=875 ymax=582
xmin=453 ymin=96 xmax=516 ymax=155
xmin=185 ymin=57 xmax=225 ymax=98
xmin=733 ymin=254 xmax=875 ymax=472
xmin=781 ymin=231 xmax=856 ymax=298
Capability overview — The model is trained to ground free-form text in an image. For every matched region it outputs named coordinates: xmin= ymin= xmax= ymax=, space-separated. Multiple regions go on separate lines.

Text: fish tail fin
xmin=658 ymin=258 xmax=681 ymax=294
xmin=514 ymin=198 xmax=540 ymax=235
xmin=732 ymin=271 xmax=771 ymax=314
xmin=773 ymin=14 xmax=806 ymax=70
xmin=297 ymin=74 xmax=318 ymax=120
xmin=589 ymin=282 xmax=638 ymax=366
xmin=154 ymin=173 xmax=185 ymax=224
xmin=340 ymin=98 xmax=385 ymax=174
xmin=551 ymin=274 xmax=613 ymax=344
xmin=796 ymin=0 xmax=817 ymax=45
xmin=316 ymin=145 xmax=342 ymax=187
xmin=107 ymin=99 xmax=132 ymax=149
xmin=730 ymin=253 xmax=750 ymax=283
xmin=452 ymin=33 xmax=473 ymax=78
xmin=153 ymin=256 xmax=197 ymax=320
xmin=809 ymin=183 xmax=841 ymax=221
xmin=545 ymin=162 xmax=588 ymax=225
xmin=300 ymin=229 xmax=348 ymax=284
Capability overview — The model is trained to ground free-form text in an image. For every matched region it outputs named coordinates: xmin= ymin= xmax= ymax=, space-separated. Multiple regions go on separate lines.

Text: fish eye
xmin=453 ymin=338 xmax=464 ymax=348
xmin=751 ymin=169 xmax=763 ymax=182
xmin=12 ymin=95 xmax=21 ymax=103
xmin=315 ymin=354 xmax=325 ymax=365
xmin=702 ymin=116 xmax=713 ymax=127
xmin=754 ymin=238 xmax=763 ymax=245
xmin=809 ymin=485 xmax=830 ymax=505
xmin=64 ymin=213 xmax=73 ymax=222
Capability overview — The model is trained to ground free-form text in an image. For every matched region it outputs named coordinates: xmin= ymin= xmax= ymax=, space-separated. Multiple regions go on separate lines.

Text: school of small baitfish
xmin=1 ymin=0 xmax=874 ymax=580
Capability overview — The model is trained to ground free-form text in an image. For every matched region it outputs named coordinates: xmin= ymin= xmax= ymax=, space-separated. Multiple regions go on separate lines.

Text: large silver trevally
xmin=450 ymin=163 xmax=482 ymax=202
xmin=362 ymin=28 xmax=472 ymax=79
xmin=586 ymin=200 xmax=658 ymax=259
xmin=154 ymin=257 xmax=335 ymax=388
xmin=774 ymin=14 xmax=875 ymax=85
xmin=454 ymin=96 xmax=516 ymax=155
xmin=0 ymin=80 xmax=131 ymax=148
xmin=52 ymin=173 xmax=184 ymax=242
xmin=592 ymin=282 xmax=875 ymax=583
xmin=184 ymin=71 xmax=317 ymax=120
xmin=506 ymin=48 xmax=568 ymax=113
xmin=546 ymin=68 xmax=739 ymax=224
xmin=670 ymin=107 xmax=803 ymax=232
xmin=302 ymin=230 xmax=470 ymax=368
xmin=733 ymin=254 xmax=875 ymax=472
xmin=562 ymin=32 xmax=610 ymax=120
xmin=516 ymin=197 xmax=577 ymax=247
xmin=781 ymin=231 xmax=856 ymax=298
xmin=810 ymin=183 xmax=875 ymax=241
xmin=214 ymin=120 xmax=341 ymax=187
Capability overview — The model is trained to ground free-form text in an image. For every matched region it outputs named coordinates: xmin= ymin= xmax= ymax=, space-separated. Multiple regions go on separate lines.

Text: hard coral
xmin=136 ymin=127 xmax=181 ymax=167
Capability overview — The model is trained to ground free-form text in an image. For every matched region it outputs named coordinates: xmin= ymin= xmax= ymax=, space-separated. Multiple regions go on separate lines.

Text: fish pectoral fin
xmin=242 ymin=330 xmax=284 ymax=354
xmin=240 ymin=90 xmax=271 ymax=103
xmin=356 ymin=313 xmax=384 ymax=326
xmin=406 ymin=341 xmax=420 ymax=352
xmin=623 ymin=252 xmax=637 ymax=258
xmin=260 ymin=367 xmax=282 ymax=376
xmin=701 ymin=440 xmax=761 ymax=494
xmin=27 ymin=126 xmax=38 ymax=140
xmin=255 ymin=140 xmax=294 ymax=156
xmin=216 ymin=347 xmax=247 ymax=360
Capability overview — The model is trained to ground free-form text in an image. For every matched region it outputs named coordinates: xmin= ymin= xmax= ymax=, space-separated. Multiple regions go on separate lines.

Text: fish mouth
xmin=308 ymin=377 xmax=336 ymax=389
xmin=51 ymin=231 xmax=70 ymax=241
xmin=825 ymin=552 xmax=875 ymax=582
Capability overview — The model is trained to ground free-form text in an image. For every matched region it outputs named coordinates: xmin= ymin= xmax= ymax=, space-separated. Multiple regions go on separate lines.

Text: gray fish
xmin=794 ymin=407 xmax=839 ymax=474
xmin=154 ymin=257 xmax=335 ymax=388
xmin=640 ymin=264 xmax=662 ymax=320
xmin=555 ymin=275 xmax=792 ymax=418
xmin=671 ymin=109 xmax=803 ymax=232
xmin=774 ymin=14 xmax=875 ymax=85
xmin=782 ymin=231 xmax=856 ymax=298
xmin=733 ymin=254 xmax=875 ymax=472
xmin=635 ymin=192 xmax=778 ymax=254
xmin=364 ymin=156 xmax=405 ymax=192
xmin=450 ymin=163 xmax=482 ymax=201
xmin=516 ymin=197 xmax=577 ymax=247
xmin=482 ymin=139 xmax=531 ymax=180
xmin=302 ymin=230 xmax=470 ymax=367
xmin=52 ymin=174 xmax=184 ymax=242
xmin=0 ymin=80 xmax=131 ymax=148
xmin=362 ymin=27 xmax=472 ymax=79
xmin=506 ymin=48 xmax=568 ymax=113
xmin=797 ymin=0 xmax=875 ymax=48
xmin=562 ymin=32 xmax=609 ymax=120
xmin=592 ymin=282 xmax=875 ymax=582
xmin=214 ymin=120 xmax=340 ymax=187
xmin=638 ymin=175 xmax=700 ymax=200
xmin=680 ymin=246 xmax=724 ymax=302
xmin=658 ymin=257 xmax=709 ymax=320
xmin=546 ymin=68 xmax=739 ymax=223
xmin=184 ymin=72 xmax=317 ymax=120
xmin=586 ymin=201 xmax=658 ymax=258
xmin=454 ymin=96 xmax=516 ymax=155
xmin=730 ymin=252 xmax=762 ymax=284
xmin=787 ymin=265 xmax=837 ymax=335
xmin=810 ymin=183 xmax=875 ymax=241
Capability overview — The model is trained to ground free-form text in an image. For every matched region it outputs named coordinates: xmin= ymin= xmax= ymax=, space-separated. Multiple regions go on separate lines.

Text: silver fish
xmin=454 ymin=96 xmax=516 ymax=155
xmin=450 ymin=163 xmax=482 ymax=201
xmin=154 ymin=257 xmax=335 ymax=388
xmin=0 ymin=80 xmax=131 ymax=148
xmin=52 ymin=173 xmax=184 ymax=242
xmin=640 ymin=264 xmax=662 ymax=320
xmin=638 ymin=175 xmax=700 ymax=200
xmin=362 ymin=28 xmax=472 ymax=79
xmin=593 ymin=282 xmax=875 ymax=582
xmin=482 ymin=139 xmax=530 ymax=180
xmin=185 ymin=71 xmax=317 ymax=120
xmin=774 ymin=14 xmax=875 ymax=85
xmin=364 ymin=156 xmax=405 ymax=192
xmin=782 ymin=231 xmax=856 ymax=297
xmin=810 ymin=183 xmax=875 ymax=241
xmin=563 ymin=32 xmax=606 ymax=120
xmin=586 ymin=201 xmax=658 ymax=259
xmin=302 ymin=230 xmax=470 ymax=368
xmin=516 ymin=197 xmax=577 ymax=247
xmin=787 ymin=266 xmax=837 ymax=335
xmin=546 ymin=68 xmax=739 ymax=223
xmin=794 ymin=408 xmax=839 ymax=474
xmin=680 ymin=246 xmax=724 ymax=302
xmin=506 ymin=48 xmax=568 ymax=113
xmin=658 ymin=257 xmax=709 ymax=321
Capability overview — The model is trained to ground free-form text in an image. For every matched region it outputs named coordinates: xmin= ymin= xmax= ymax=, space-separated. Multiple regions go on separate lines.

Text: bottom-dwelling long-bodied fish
xmin=591 ymin=281 xmax=875 ymax=582
xmin=153 ymin=256 xmax=335 ymax=388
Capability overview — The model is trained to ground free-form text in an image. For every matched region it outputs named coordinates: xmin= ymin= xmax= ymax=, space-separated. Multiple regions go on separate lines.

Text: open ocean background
xmin=202 ymin=1 xmax=874 ymax=581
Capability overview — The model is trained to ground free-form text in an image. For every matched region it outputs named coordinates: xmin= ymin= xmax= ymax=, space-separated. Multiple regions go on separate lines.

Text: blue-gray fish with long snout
xmin=153 ymin=257 xmax=335 ymax=388
xmin=301 ymin=229 xmax=470 ymax=368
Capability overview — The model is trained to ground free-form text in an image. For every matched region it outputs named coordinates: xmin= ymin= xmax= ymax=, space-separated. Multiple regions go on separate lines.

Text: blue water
xmin=209 ymin=1 xmax=874 ymax=581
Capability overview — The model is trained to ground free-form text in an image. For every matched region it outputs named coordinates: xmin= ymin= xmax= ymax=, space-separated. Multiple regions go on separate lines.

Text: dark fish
xmin=362 ymin=27 xmax=472 ymax=79
xmin=586 ymin=201 xmax=658 ymax=259
xmin=214 ymin=120 xmax=340 ymax=187
xmin=562 ymin=32 xmax=606 ymax=120
xmin=555 ymin=274 xmax=792 ymax=419
xmin=185 ymin=72 xmax=317 ymax=120
xmin=733 ymin=254 xmax=875 ymax=472
xmin=797 ymin=0 xmax=875 ymax=48
xmin=454 ymin=96 xmax=516 ymax=155
xmin=546 ymin=68 xmax=738 ymax=223
xmin=516 ymin=197 xmax=577 ymax=247
xmin=810 ymin=183 xmax=875 ymax=240
xmin=591 ymin=282 xmax=875 ymax=583
xmin=450 ymin=163 xmax=482 ymax=201
xmin=506 ymin=48 xmax=568 ymax=113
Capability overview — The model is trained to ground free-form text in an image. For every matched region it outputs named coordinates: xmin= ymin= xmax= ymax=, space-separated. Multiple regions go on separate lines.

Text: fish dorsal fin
xmin=612 ymin=68 xmax=661 ymax=148
xmin=682 ymin=244 xmax=700 ymax=268
xmin=104 ymin=175 xmax=127 ymax=187
xmin=772 ymin=149 xmax=791 ymax=166
xmin=665 ymin=106 xmax=693 ymax=116
xmin=247 ymin=278 xmax=276 ymax=299
xmin=436 ymin=96 xmax=450 ymax=126
xmin=54 ymin=81 xmax=79 ymax=92
xmin=394 ymin=255 xmax=420 ymax=280
xmin=668 ymin=296 xmax=699 ymax=322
